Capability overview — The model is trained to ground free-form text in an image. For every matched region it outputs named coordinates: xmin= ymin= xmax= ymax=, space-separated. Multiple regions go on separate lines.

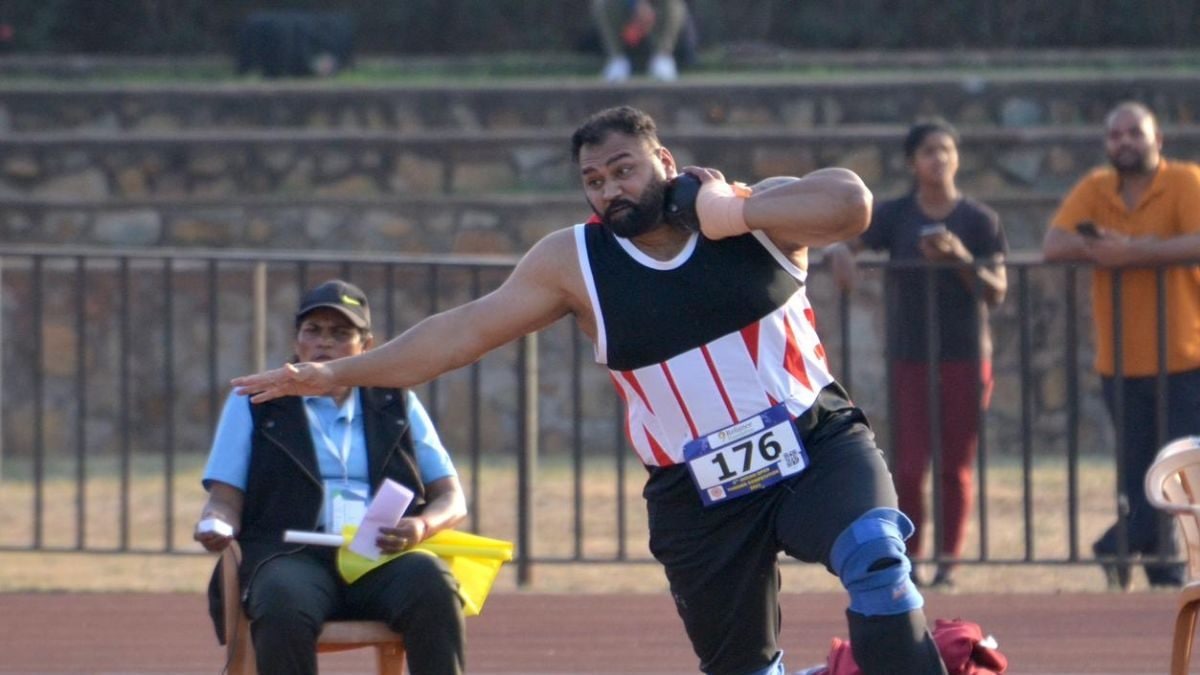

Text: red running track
xmin=0 ymin=591 xmax=1178 ymax=674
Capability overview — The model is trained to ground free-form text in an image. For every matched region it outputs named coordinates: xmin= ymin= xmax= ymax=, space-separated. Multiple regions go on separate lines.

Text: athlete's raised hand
xmin=682 ymin=165 xmax=753 ymax=241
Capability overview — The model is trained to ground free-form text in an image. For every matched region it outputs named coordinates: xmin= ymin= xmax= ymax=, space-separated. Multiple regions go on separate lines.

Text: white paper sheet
xmin=348 ymin=478 xmax=415 ymax=560
xmin=283 ymin=530 xmax=346 ymax=547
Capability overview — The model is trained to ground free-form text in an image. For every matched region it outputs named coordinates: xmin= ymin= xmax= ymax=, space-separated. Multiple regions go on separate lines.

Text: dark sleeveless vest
xmin=240 ymin=387 xmax=426 ymax=545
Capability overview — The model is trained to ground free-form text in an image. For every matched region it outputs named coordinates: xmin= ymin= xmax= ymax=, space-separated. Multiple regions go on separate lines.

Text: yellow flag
xmin=337 ymin=527 xmax=514 ymax=617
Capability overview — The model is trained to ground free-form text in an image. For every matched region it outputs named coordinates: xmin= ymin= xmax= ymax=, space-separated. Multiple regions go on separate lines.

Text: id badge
xmin=323 ymin=479 xmax=369 ymax=533
xmin=683 ymin=403 xmax=809 ymax=506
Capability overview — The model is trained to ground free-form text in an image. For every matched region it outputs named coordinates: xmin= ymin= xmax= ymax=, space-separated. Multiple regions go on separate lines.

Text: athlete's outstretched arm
xmin=232 ymin=231 xmax=578 ymax=402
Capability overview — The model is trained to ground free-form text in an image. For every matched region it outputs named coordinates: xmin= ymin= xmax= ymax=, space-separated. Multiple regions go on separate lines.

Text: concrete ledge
xmin=3 ymin=71 xmax=1199 ymax=133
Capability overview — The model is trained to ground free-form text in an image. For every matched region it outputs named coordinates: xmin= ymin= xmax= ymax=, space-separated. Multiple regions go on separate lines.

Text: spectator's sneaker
xmin=602 ymin=56 xmax=631 ymax=82
xmin=929 ymin=567 xmax=956 ymax=589
xmin=649 ymin=53 xmax=678 ymax=81
xmin=1093 ymin=541 xmax=1132 ymax=592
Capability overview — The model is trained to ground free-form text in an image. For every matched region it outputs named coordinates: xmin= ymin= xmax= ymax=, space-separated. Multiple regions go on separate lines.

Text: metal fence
xmin=0 ymin=244 xmax=1186 ymax=584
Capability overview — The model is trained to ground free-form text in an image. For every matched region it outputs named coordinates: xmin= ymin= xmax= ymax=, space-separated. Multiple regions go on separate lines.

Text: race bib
xmin=323 ymin=479 xmax=369 ymax=533
xmin=683 ymin=403 xmax=809 ymax=506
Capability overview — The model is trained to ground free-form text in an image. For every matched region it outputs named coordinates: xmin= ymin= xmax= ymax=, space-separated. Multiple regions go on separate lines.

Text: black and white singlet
xmin=574 ymin=223 xmax=850 ymax=467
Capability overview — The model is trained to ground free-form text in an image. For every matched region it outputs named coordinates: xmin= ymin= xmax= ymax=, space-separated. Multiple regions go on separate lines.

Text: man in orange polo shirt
xmin=1043 ymin=101 xmax=1200 ymax=590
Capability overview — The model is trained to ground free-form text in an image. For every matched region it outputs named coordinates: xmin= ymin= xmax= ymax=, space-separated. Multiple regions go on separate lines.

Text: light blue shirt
xmin=202 ymin=389 xmax=457 ymax=492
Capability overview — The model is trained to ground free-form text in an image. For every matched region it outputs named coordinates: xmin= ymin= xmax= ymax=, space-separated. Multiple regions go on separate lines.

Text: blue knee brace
xmin=830 ymin=507 xmax=924 ymax=616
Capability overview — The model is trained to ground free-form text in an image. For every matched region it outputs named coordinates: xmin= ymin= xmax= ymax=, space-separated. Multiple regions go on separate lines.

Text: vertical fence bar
xmin=1018 ymin=267 xmax=1034 ymax=560
xmin=425 ymin=265 xmax=440 ymax=423
xmin=516 ymin=333 xmax=538 ymax=585
xmin=119 ymin=257 xmax=132 ymax=550
xmin=467 ymin=268 xmax=481 ymax=532
xmin=384 ymin=263 xmax=397 ymax=338
xmin=0 ymin=254 xmax=4 ymax=482
xmin=615 ymin=391 xmax=628 ymax=561
xmin=31 ymin=256 xmax=44 ymax=549
xmin=924 ymin=265 xmax=943 ymax=568
xmin=253 ymin=262 xmax=267 ymax=372
xmin=572 ymin=327 xmax=584 ymax=559
xmin=1154 ymin=267 xmax=1172 ymax=566
xmin=162 ymin=258 xmax=175 ymax=551
xmin=1110 ymin=271 xmax=1129 ymax=566
xmin=296 ymin=261 xmax=308 ymax=298
xmin=75 ymin=256 xmax=88 ymax=549
xmin=1155 ymin=267 xmax=1169 ymax=446
xmin=974 ymin=262 xmax=989 ymax=563
xmin=1064 ymin=267 xmax=1080 ymax=561
xmin=207 ymin=260 xmax=220 ymax=434
xmin=0 ymin=256 xmax=4 ymax=482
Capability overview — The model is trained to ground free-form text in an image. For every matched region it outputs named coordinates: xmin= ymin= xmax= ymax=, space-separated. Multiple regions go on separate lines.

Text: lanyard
xmin=303 ymin=391 xmax=357 ymax=483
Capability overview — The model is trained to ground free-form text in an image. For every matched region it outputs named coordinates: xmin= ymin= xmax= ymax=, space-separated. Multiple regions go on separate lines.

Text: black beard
xmin=1108 ymin=148 xmax=1155 ymax=175
xmin=603 ymin=177 xmax=668 ymax=238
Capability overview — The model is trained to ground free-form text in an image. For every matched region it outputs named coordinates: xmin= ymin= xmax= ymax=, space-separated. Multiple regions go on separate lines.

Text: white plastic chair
xmin=1144 ymin=435 xmax=1200 ymax=675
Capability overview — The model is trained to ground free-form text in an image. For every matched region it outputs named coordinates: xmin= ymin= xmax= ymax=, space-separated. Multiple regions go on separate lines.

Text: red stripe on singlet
xmin=804 ymin=307 xmax=828 ymax=362
xmin=617 ymin=369 xmax=654 ymax=412
xmin=740 ymin=321 xmax=761 ymax=366
xmin=782 ymin=314 xmax=812 ymax=391
xmin=642 ymin=425 xmax=675 ymax=466
xmin=660 ymin=362 xmax=700 ymax=439
xmin=700 ymin=344 xmax=738 ymax=422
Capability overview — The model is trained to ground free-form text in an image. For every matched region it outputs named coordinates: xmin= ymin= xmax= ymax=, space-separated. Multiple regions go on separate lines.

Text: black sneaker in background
xmin=1093 ymin=541 xmax=1132 ymax=592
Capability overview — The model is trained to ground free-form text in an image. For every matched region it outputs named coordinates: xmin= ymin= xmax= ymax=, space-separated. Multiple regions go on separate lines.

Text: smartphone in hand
xmin=919 ymin=223 xmax=947 ymax=238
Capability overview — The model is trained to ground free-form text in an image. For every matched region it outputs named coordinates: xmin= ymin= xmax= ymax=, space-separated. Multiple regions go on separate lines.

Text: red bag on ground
xmin=818 ymin=618 xmax=1007 ymax=675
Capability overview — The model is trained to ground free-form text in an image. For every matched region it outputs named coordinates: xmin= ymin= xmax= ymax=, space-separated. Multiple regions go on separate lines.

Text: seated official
xmin=194 ymin=279 xmax=468 ymax=675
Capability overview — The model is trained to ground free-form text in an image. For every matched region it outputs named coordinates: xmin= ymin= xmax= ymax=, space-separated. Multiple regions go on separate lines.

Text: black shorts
xmin=644 ymin=415 xmax=898 ymax=675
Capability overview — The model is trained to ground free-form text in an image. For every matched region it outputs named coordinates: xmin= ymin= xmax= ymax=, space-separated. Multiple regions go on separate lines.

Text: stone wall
xmin=5 ymin=73 xmax=1198 ymax=254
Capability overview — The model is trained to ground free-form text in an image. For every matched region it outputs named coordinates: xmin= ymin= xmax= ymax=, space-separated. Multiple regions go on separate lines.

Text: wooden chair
xmin=220 ymin=541 xmax=406 ymax=675
xmin=1144 ymin=435 xmax=1200 ymax=675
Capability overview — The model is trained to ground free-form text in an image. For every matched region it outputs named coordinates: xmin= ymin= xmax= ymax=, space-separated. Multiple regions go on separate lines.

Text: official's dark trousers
xmin=244 ymin=547 xmax=465 ymax=675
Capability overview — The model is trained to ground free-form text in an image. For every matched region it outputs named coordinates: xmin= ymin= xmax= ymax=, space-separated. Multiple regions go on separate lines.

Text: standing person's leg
xmin=244 ymin=550 xmax=340 ymax=675
xmin=345 ymin=552 xmax=466 ymax=675
xmin=775 ymin=420 xmax=947 ymax=675
xmin=1096 ymin=375 xmax=1160 ymax=587
xmin=649 ymin=0 xmax=686 ymax=55
xmin=890 ymin=360 xmax=933 ymax=566
xmin=1144 ymin=368 xmax=1200 ymax=586
xmin=647 ymin=0 xmax=685 ymax=79
xmin=646 ymin=468 xmax=784 ymax=674
xmin=931 ymin=360 xmax=992 ymax=583
xmin=590 ymin=0 xmax=632 ymax=81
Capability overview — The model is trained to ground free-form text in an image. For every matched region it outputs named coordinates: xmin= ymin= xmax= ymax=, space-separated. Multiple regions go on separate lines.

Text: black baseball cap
xmin=295 ymin=279 xmax=371 ymax=330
